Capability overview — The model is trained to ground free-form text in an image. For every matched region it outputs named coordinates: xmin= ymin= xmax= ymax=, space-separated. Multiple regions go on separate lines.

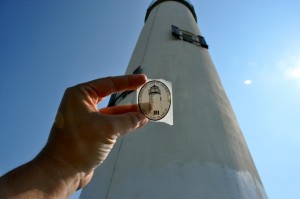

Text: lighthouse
xmin=149 ymin=84 xmax=161 ymax=116
xmin=80 ymin=0 xmax=268 ymax=198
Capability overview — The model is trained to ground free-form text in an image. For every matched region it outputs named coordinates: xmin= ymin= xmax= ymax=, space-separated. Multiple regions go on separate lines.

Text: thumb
xmin=107 ymin=112 xmax=148 ymax=137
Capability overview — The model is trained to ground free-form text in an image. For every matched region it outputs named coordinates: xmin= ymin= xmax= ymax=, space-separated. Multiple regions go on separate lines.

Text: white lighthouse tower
xmin=148 ymin=84 xmax=162 ymax=116
xmin=80 ymin=0 xmax=268 ymax=198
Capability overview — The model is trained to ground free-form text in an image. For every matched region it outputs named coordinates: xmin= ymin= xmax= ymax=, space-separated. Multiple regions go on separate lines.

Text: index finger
xmin=99 ymin=104 xmax=140 ymax=115
xmin=87 ymin=74 xmax=147 ymax=98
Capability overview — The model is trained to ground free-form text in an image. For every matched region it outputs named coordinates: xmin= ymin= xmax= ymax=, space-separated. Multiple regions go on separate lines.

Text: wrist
xmin=35 ymin=146 xmax=85 ymax=197
xmin=0 ymin=153 xmax=82 ymax=199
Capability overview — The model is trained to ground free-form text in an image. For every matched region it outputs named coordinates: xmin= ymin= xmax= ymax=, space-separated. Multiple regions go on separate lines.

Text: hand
xmin=40 ymin=74 xmax=148 ymax=190
xmin=0 ymin=75 xmax=148 ymax=199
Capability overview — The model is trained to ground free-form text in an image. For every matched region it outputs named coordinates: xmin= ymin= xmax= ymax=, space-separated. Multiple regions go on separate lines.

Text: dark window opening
xmin=172 ymin=25 xmax=182 ymax=39
xmin=133 ymin=66 xmax=143 ymax=74
xmin=182 ymin=30 xmax=196 ymax=44
xmin=171 ymin=25 xmax=209 ymax=49
xmin=198 ymin=36 xmax=209 ymax=49
xmin=108 ymin=90 xmax=133 ymax=107
xmin=108 ymin=66 xmax=143 ymax=107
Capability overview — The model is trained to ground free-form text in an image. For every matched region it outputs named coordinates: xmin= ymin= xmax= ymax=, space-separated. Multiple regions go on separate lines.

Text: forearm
xmin=0 ymin=150 xmax=81 ymax=199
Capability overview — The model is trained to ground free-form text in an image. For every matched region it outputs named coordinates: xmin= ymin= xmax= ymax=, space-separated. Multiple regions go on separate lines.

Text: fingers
xmin=99 ymin=104 xmax=140 ymax=115
xmin=87 ymin=74 xmax=147 ymax=98
xmin=107 ymin=112 xmax=148 ymax=136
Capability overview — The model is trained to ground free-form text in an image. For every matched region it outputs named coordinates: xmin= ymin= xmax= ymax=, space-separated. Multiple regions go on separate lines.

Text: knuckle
xmin=128 ymin=113 xmax=139 ymax=129
xmin=64 ymin=84 xmax=85 ymax=97
xmin=101 ymin=117 xmax=118 ymax=138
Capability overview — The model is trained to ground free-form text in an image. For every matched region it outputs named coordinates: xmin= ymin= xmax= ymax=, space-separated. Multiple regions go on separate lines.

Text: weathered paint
xmin=80 ymin=1 xmax=268 ymax=198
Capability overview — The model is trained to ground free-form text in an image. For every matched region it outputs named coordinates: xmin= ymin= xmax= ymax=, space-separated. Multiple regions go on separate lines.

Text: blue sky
xmin=1 ymin=0 xmax=299 ymax=198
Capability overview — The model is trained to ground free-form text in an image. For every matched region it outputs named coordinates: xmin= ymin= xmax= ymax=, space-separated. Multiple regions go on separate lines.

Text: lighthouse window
xmin=133 ymin=66 xmax=143 ymax=74
xmin=172 ymin=25 xmax=182 ymax=39
xmin=198 ymin=36 xmax=209 ymax=49
xmin=171 ymin=25 xmax=209 ymax=49
xmin=108 ymin=66 xmax=144 ymax=107
xmin=181 ymin=30 xmax=196 ymax=44
xmin=108 ymin=90 xmax=133 ymax=107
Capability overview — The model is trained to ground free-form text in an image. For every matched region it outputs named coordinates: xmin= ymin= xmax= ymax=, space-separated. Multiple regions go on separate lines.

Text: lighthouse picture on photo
xmin=138 ymin=80 xmax=172 ymax=121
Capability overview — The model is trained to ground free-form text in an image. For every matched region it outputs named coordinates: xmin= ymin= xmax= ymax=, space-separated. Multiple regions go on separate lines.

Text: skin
xmin=0 ymin=74 xmax=149 ymax=199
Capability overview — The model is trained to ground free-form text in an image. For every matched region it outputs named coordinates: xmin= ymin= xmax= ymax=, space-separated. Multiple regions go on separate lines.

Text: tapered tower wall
xmin=80 ymin=1 xmax=268 ymax=198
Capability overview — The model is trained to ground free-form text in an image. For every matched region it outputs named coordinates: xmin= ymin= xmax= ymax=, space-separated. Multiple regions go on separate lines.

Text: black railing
xmin=145 ymin=0 xmax=197 ymax=22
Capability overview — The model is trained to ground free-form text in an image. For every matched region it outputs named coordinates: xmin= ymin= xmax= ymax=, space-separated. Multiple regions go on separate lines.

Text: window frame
xmin=171 ymin=25 xmax=209 ymax=49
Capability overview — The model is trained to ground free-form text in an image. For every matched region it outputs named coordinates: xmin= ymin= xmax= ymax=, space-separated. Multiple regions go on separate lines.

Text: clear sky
xmin=0 ymin=0 xmax=299 ymax=199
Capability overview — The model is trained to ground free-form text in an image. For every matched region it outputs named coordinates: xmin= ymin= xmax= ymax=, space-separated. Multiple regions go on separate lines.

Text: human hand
xmin=0 ymin=74 xmax=148 ymax=198
xmin=40 ymin=74 xmax=148 ymax=190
